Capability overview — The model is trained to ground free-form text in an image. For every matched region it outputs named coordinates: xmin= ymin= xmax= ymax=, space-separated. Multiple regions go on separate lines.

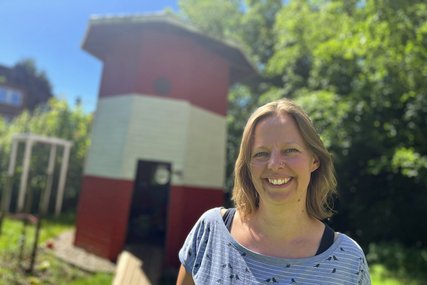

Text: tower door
xmin=127 ymin=160 xmax=171 ymax=245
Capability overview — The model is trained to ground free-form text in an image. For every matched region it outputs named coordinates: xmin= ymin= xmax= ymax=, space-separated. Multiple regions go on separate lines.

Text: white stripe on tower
xmin=84 ymin=94 xmax=226 ymax=189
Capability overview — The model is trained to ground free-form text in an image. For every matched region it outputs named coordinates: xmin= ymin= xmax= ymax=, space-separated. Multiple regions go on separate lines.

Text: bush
xmin=367 ymin=242 xmax=427 ymax=284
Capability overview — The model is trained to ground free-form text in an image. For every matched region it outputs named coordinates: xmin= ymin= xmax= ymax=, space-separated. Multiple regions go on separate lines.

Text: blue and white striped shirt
xmin=179 ymin=208 xmax=371 ymax=284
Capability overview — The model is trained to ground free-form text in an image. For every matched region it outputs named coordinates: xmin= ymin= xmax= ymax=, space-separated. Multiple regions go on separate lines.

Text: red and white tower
xmin=74 ymin=14 xmax=255 ymax=266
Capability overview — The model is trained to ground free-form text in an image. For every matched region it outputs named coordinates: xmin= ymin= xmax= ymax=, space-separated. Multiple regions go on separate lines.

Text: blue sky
xmin=0 ymin=0 xmax=179 ymax=113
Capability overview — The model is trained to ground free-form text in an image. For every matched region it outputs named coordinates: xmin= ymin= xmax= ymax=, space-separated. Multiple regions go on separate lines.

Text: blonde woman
xmin=177 ymin=99 xmax=371 ymax=284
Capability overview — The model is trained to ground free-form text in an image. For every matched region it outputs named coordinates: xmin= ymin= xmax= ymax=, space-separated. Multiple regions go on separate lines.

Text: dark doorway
xmin=127 ymin=160 xmax=171 ymax=246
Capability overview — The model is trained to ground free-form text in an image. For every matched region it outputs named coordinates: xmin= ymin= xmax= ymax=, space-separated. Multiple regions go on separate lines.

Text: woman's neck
xmin=233 ymin=205 xmax=324 ymax=258
xmin=253 ymin=205 xmax=316 ymax=239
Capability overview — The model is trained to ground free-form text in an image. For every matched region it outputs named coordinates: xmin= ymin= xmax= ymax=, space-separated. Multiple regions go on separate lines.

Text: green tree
xmin=178 ymin=0 xmax=242 ymax=40
xmin=0 ymin=98 xmax=92 ymax=213
xmin=271 ymin=0 xmax=427 ymax=246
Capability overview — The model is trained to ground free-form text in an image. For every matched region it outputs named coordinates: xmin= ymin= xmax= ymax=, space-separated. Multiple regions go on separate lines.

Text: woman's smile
xmin=266 ymin=177 xmax=292 ymax=185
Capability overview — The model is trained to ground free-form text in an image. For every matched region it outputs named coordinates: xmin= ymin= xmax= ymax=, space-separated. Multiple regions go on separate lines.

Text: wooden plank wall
xmin=113 ymin=251 xmax=152 ymax=285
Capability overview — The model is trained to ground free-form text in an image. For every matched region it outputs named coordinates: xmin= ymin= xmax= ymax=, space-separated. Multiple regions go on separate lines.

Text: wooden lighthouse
xmin=74 ymin=14 xmax=255 ymax=266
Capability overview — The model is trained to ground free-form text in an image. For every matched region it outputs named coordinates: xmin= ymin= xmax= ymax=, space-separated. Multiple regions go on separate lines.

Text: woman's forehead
xmin=252 ymin=113 xmax=304 ymax=146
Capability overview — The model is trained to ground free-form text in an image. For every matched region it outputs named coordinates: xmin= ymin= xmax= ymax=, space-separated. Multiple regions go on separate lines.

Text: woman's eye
xmin=284 ymin=148 xmax=299 ymax=154
xmin=253 ymin=152 xmax=269 ymax=158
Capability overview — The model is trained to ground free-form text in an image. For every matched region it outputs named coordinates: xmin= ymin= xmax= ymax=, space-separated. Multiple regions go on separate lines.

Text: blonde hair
xmin=232 ymin=98 xmax=337 ymax=220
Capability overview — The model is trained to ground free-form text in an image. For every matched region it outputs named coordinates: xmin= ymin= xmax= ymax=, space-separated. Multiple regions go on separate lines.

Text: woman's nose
xmin=267 ymin=151 xmax=285 ymax=170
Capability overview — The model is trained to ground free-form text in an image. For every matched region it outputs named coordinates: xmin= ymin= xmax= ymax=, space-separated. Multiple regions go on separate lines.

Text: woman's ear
xmin=310 ymin=157 xmax=320 ymax=172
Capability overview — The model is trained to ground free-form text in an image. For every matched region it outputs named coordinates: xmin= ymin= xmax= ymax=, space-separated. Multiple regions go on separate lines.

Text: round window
xmin=153 ymin=165 xmax=171 ymax=185
xmin=153 ymin=77 xmax=171 ymax=96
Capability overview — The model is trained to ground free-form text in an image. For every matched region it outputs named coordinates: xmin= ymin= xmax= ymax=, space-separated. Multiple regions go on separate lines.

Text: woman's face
xmin=249 ymin=113 xmax=319 ymax=209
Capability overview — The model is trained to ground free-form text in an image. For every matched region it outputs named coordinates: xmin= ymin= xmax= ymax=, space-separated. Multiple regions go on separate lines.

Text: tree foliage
xmin=178 ymin=0 xmax=427 ymax=247
xmin=3 ymin=59 xmax=53 ymax=111
xmin=0 ymin=98 xmax=92 ymax=213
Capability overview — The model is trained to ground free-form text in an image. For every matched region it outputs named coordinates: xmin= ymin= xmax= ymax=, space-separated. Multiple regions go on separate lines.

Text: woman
xmin=177 ymin=99 xmax=371 ymax=284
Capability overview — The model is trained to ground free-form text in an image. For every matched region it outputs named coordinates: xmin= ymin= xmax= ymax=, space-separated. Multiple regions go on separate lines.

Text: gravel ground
xmin=46 ymin=230 xmax=116 ymax=273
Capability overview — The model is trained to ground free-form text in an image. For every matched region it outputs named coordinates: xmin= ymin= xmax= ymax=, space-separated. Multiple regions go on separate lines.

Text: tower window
xmin=153 ymin=77 xmax=171 ymax=96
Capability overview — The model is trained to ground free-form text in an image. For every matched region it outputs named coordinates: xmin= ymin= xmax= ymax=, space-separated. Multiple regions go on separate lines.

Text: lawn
xmin=0 ymin=213 xmax=113 ymax=285
xmin=0 ymin=213 xmax=424 ymax=285
xmin=370 ymin=264 xmax=419 ymax=285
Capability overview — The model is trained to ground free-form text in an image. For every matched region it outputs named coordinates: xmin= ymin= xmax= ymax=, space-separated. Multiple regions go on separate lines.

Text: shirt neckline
xmin=214 ymin=207 xmax=343 ymax=265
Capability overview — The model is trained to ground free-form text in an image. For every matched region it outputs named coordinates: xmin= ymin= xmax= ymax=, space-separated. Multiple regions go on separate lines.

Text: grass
xmin=367 ymin=242 xmax=427 ymax=285
xmin=370 ymin=264 xmax=417 ymax=285
xmin=0 ymin=213 xmax=113 ymax=285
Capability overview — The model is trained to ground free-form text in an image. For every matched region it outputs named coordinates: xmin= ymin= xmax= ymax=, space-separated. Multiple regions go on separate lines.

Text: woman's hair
xmin=232 ymin=98 xmax=337 ymax=220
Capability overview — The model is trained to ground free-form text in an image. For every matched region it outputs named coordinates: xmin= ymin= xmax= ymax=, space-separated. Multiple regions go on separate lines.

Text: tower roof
xmin=82 ymin=13 xmax=257 ymax=84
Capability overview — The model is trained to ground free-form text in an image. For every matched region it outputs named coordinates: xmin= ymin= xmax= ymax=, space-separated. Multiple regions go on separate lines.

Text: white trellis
xmin=2 ymin=133 xmax=73 ymax=216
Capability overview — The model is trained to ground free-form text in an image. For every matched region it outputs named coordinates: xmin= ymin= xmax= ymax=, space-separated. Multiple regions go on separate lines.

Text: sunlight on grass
xmin=66 ymin=272 xmax=113 ymax=285
xmin=39 ymin=212 xmax=75 ymax=243
xmin=370 ymin=264 xmax=419 ymax=285
xmin=0 ymin=218 xmax=23 ymax=250
xmin=0 ymin=213 xmax=113 ymax=285
xmin=0 ymin=213 xmax=74 ymax=250
xmin=371 ymin=264 xmax=402 ymax=285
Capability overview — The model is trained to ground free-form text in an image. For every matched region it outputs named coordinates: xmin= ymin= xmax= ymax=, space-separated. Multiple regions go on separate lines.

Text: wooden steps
xmin=113 ymin=245 xmax=164 ymax=285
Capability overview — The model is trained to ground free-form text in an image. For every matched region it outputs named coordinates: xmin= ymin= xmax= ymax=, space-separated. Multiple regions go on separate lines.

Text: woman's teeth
xmin=268 ymin=178 xmax=291 ymax=185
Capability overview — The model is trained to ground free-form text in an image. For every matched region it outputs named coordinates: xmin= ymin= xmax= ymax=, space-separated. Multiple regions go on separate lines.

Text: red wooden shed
xmin=74 ymin=14 xmax=255 ymax=268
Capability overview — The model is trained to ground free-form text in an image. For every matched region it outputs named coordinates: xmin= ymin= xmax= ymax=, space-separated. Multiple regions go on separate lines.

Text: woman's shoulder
xmin=190 ymin=207 xmax=227 ymax=238
xmin=334 ymin=234 xmax=371 ymax=283
xmin=335 ymin=233 xmax=368 ymax=258
xmin=196 ymin=207 xmax=222 ymax=224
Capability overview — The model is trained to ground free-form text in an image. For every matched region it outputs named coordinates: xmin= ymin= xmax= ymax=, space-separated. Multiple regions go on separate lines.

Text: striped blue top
xmin=179 ymin=208 xmax=371 ymax=284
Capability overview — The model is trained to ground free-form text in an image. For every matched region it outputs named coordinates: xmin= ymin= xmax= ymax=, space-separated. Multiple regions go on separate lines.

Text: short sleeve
xmin=358 ymin=255 xmax=371 ymax=285
xmin=178 ymin=213 xmax=207 ymax=274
